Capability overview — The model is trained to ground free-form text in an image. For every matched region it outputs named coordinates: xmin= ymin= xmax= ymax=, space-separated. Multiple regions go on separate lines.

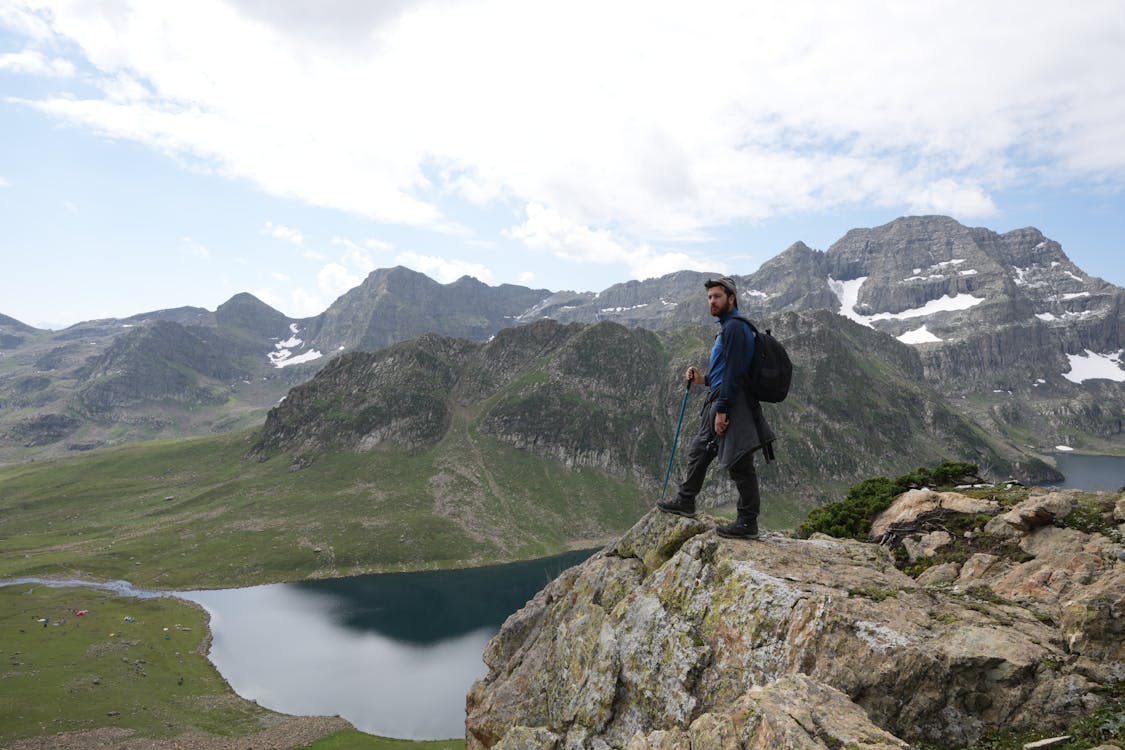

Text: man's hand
xmin=685 ymin=366 xmax=705 ymax=386
xmin=714 ymin=412 xmax=729 ymax=435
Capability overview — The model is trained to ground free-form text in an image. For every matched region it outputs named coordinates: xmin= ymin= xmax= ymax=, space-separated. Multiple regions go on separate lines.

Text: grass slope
xmin=0 ymin=584 xmax=277 ymax=743
xmin=302 ymin=731 xmax=465 ymax=749
xmin=0 ymin=420 xmax=647 ymax=590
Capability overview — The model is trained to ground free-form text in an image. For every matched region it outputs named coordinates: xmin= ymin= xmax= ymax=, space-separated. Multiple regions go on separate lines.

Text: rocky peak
xmin=466 ymin=487 xmax=1124 ymax=749
xmin=215 ymin=292 xmax=292 ymax=339
xmin=305 ymin=266 xmax=552 ymax=352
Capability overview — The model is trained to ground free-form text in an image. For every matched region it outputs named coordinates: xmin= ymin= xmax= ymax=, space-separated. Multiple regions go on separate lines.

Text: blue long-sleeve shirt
xmin=704 ymin=308 xmax=756 ymax=413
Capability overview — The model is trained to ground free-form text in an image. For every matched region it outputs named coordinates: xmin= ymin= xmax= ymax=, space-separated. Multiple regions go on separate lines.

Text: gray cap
xmin=704 ymin=276 xmax=737 ymax=296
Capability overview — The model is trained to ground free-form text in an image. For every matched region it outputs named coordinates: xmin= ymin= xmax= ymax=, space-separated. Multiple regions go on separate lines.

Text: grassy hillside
xmin=0 ymin=421 xmax=647 ymax=590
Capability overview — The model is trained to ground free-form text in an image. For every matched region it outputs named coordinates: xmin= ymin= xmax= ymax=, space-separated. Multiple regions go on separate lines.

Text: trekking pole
xmin=660 ymin=377 xmax=692 ymax=501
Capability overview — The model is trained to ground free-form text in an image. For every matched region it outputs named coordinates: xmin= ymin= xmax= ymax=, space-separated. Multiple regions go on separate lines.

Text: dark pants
xmin=676 ymin=404 xmax=761 ymax=520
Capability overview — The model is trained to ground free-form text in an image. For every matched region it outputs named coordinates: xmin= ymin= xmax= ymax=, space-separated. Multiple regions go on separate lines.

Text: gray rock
xmin=467 ymin=503 xmax=1119 ymax=748
xmin=985 ymin=492 xmax=1076 ymax=537
xmin=916 ymin=562 xmax=961 ymax=586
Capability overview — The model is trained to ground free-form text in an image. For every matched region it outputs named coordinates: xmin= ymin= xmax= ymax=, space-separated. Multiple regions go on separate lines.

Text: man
xmin=657 ymin=276 xmax=775 ymax=538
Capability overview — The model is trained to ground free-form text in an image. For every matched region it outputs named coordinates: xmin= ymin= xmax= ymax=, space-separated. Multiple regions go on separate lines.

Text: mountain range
xmin=2 ymin=215 xmax=1121 ymax=495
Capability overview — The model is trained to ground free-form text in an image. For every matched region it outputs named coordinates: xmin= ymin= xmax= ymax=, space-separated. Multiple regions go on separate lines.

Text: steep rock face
xmin=75 ymin=320 xmax=247 ymax=413
xmin=467 ymin=494 xmax=1123 ymax=748
xmin=821 ymin=216 xmax=1122 ymax=382
xmin=738 ymin=241 xmax=838 ymax=318
xmin=479 ymin=322 xmax=670 ymax=481
xmin=253 ymin=334 xmax=476 ymax=456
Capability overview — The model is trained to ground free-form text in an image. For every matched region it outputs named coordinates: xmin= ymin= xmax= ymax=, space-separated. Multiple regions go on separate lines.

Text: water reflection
xmin=290 ymin=560 xmax=573 ymax=643
xmin=182 ymin=549 xmax=595 ymax=740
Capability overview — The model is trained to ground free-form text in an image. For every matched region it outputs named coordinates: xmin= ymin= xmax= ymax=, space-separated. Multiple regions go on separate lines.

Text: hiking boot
xmin=716 ymin=517 xmax=759 ymax=539
xmin=657 ymin=497 xmax=696 ymax=518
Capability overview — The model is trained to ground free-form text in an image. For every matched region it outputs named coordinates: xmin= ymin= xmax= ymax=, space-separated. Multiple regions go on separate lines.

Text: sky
xmin=1 ymin=1 xmax=1123 ymax=330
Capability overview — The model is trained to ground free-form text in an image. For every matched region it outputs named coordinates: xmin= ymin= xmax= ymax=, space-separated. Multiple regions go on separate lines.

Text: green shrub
xmin=798 ymin=461 xmax=980 ymax=540
xmin=1059 ymin=494 xmax=1117 ymax=536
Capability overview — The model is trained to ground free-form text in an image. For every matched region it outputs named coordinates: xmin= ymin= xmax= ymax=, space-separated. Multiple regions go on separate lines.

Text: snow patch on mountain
xmin=897 ymin=325 xmax=942 ymax=345
xmin=829 ymin=276 xmax=986 ymax=329
xmin=1062 ymin=349 xmax=1125 ymax=384
xmin=269 ymin=323 xmax=324 ymax=369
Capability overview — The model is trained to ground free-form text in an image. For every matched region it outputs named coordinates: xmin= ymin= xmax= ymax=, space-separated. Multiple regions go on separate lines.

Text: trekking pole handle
xmin=685 ymin=365 xmax=700 ymax=389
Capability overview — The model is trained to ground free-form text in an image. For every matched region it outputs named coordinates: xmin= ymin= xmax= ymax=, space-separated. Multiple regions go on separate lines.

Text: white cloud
xmin=331 ymin=236 xmax=383 ymax=274
xmin=905 ymin=179 xmax=998 ymax=218
xmin=0 ymin=49 xmax=74 ymax=77
xmin=182 ymin=236 xmax=209 ymax=258
xmin=263 ymin=221 xmax=303 ymax=245
xmin=0 ymin=6 xmax=54 ymax=40
xmin=302 ymin=249 xmax=326 ymax=262
xmin=5 ymin=0 xmax=1125 ymax=265
xmin=318 ymin=262 xmax=362 ymax=299
xmin=395 ymin=251 xmax=492 ymax=284
xmin=0 ymin=176 xmax=10 ymax=188
xmin=285 ymin=287 xmax=321 ymax=317
xmin=507 ymin=203 xmax=711 ymax=281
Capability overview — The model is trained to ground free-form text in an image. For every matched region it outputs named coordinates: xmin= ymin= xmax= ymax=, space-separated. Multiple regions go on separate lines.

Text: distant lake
xmin=1049 ymin=453 xmax=1125 ymax=491
xmin=181 ymin=548 xmax=596 ymax=740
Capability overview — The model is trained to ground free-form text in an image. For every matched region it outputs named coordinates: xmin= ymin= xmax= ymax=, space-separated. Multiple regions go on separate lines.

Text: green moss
xmin=1059 ymin=493 xmax=1118 ymax=536
xmin=847 ymin=586 xmax=898 ymax=602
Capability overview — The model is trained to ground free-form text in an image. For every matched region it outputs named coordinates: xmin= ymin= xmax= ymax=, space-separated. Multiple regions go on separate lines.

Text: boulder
xmin=739 ymin=675 xmax=909 ymax=749
xmin=870 ymin=488 xmax=999 ymax=540
xmin=902 ymin=529 xmax=954 ymax=562
xmin=984 ymin=491 xmax=1076 ymax=538
xmin=915 ymin=561 xmax=960 ymax=586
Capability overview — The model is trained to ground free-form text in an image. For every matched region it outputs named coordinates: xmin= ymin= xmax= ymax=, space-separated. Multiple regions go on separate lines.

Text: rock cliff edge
xmin=466 ymin=488 xmax=1124 ymax=749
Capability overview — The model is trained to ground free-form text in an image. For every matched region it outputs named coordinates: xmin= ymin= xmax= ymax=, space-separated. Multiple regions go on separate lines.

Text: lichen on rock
xmin=466 ymin=489 xmax=1123 ymax=749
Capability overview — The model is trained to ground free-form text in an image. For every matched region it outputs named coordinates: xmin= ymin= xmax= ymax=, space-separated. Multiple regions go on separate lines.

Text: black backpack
xmin=728 ymin=314 xmax=793 ymax=403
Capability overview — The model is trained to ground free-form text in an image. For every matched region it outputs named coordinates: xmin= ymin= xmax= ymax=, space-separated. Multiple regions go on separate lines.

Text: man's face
xmin=707 ymin=286 xmax=733 ymax=317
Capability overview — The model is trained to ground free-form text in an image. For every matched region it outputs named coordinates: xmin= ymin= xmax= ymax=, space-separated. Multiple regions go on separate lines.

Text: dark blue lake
xmin=181 ymin=548 xmax=596 ymax=740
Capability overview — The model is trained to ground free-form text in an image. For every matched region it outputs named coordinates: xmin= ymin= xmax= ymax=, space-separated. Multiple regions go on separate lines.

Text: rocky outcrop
xmin=466 ymin=489 xmax=1124 ymax=749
